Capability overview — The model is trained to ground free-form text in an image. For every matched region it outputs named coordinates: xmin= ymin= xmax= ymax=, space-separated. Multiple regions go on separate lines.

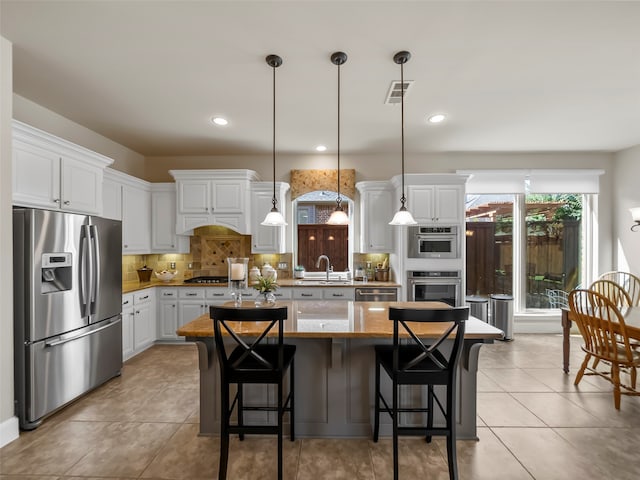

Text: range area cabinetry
xmin=103 ymin=168 xmax=151 ymax=254
xmin=170 ymin=169 xmax=260 ymax=235
xmin=356 ymin=181 xmax=394 ymax=253
xmin=151 ymin=183 xmax=189 ymax=253
xmin=122 ymin=289 xmax=156 ymax=360
xmin=12 ymin=120 xmax=112 ymax=215
xmin=250 ymin=182 xmax=290 ymax=253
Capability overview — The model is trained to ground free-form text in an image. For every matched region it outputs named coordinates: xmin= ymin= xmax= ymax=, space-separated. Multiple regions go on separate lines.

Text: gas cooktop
xmin=183 ymin=276 xmax=228 ymax=284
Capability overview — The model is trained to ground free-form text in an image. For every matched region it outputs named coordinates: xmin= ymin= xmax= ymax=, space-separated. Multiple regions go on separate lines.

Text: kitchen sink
xmin=295 ymin=280 xmax=353 ymax=286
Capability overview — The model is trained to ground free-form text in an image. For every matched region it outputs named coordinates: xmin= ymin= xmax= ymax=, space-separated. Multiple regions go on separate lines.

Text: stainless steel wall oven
xmin=407 ymin=270 xmax=462 ymax=306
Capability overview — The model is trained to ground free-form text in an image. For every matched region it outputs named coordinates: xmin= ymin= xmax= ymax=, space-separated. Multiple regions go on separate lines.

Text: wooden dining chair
xmin=211 ymin=305 xmax=295 ymax=480
xmin=598 ymin=271 xmax=640 ymax=306
xmin=568 ymin=289 xmax=640 ymax=409
xmin=372 ymin=306 xmax=469 ymax=480
xmin=588 ymin=279 xmax=632 ymax=307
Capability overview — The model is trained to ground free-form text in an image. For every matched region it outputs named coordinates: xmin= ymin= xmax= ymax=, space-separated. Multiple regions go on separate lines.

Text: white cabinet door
xmin=12 ymin=140 xmax=61 ymax=209
xmin=408 ymin=185 xmax=463 ymax=224
xmin=408 ymin=185 xmax=435 ymax=224
xmin=133 ymin=302 xmax=154 ymax=350
xmin=122 ymin=184 xmax=151 ymax=254
xmin=158 ymin=301 xmax=179 ymax=340
xmin=178 ymin=301 xmax=206 ymax=328
xmin=122 ymin=294 xmax=135 ymax=361
xmin=151 ymin=186 xmax=189 ymax=253
xmin=177 ymin=179 xmax=210 ymax=214
xmin=103 ymin=177 xmax=122 ymax=220
xmin=60 ymin=157 xmax=102 ymax=215
xmin=358 ymin=184 xmax=393 ymax=253
xmin=212 ymin=181 xmax=244 ymax=213
xmin=157 ymin=288 xmax=179 ymax=340
xmin=250 ymin=183 xmax=289 ymax=254
xmin=433 ymin=185 xmax=462 ymax=224
xmin=12 ymin=121 xmax=112 ymax=214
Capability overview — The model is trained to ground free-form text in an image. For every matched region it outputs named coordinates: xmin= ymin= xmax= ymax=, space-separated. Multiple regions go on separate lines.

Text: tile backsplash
xmin=122 ymin=226 xmax=293 ymax=283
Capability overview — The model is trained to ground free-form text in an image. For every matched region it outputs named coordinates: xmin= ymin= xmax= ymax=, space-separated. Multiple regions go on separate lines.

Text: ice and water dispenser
xmin=41 ymin=252 xmax=72 ymax=293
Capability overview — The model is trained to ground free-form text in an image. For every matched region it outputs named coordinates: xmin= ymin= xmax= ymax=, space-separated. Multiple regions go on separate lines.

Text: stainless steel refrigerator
xmin=13 ymin=208 xmax=123 ymax=429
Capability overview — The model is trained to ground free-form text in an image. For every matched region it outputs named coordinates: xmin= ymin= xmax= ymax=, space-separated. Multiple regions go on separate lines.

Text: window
xmin=460 ymin=168 xmax=602 ymax=315
xmin=293 ymin=191 xmax=353 ymax=272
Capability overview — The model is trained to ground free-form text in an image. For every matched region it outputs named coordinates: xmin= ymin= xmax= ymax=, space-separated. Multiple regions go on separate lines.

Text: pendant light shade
xmin=327 ymin=51 xmax=349 ymax=226
xmin=261 ymin=54 xmax=287 ymax=227
xmin=389 ymin=51 xmax=417 ymax=226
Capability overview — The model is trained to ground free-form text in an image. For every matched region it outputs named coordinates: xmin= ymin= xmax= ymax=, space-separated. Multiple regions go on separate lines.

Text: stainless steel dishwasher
xmin=354 ymin=287 xmax=398 ymax=302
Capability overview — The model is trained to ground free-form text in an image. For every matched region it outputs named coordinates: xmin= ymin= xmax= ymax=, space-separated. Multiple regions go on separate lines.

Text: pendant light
xmin=261 ymin=54 xmax=288 ymax=226
xmin=389 ymin=51 xmax=417 ymax=226
xmin=327 ymin=51 xmax=349 ymax=225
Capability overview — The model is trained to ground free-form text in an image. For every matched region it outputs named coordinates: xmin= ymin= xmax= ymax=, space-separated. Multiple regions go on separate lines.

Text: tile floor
xmin=2 ymin=334 xmax=640 ymax=479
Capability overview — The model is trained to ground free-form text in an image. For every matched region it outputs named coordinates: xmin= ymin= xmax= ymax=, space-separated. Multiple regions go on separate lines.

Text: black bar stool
xmin=211 ymin=305 xmax=295 ymax=480
xmin=373 ymin=306 xmax=468 ymax=480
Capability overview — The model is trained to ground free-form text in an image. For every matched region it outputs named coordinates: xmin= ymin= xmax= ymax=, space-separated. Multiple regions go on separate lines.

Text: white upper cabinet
xmin=356 ymin=181 xmax=394 ymax=253
xmin=151 ymin=183 xmax=189 ymax=253
xmin=250 ymin=182 xmax=289 ymax=254
xmin=170 ymin=169 xmax=259 ymax=235
xmin=407 ymin=185 xmax=463 ymax=224
xmin=391 ymin=174 xmax=468 ymax=226
xmin=104 ymin=168 xmax=151 ymax=254
xmin=12 ymin=120 xmax=112 ymax=215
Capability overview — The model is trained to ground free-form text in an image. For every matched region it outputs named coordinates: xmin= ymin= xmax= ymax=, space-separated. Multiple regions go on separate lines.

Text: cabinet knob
xmin=124 ymin=245 xmax=128 ymax=248
xmin=53 ymin=198 xmax=60 ymax=204
xmin=171 ymin=244 xmax=175 ymax=248
xmin=135 ymin=310 xmax=140 ymax=314
xmin=64 ymin=200 xmax=70 ymax=205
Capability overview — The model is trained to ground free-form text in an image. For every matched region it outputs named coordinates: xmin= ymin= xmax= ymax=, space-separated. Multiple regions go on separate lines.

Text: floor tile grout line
xmin=486 ymin=425 xmax=537 ymax=480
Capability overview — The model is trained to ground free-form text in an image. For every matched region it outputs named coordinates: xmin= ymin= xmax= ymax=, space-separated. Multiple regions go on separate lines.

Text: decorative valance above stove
xmin=290 ymin=169 xmax=356 ymax=200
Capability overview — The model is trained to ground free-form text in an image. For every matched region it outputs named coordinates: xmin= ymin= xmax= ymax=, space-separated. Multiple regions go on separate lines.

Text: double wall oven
xmin=407 ymin=270 xmax=462 ymax=307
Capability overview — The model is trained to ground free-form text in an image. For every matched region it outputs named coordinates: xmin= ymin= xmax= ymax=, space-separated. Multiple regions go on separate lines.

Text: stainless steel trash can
xmin=490 ymin=294 xmax=514 ymax=341
xmin=466 ymin=295 xmax=488 ymax=322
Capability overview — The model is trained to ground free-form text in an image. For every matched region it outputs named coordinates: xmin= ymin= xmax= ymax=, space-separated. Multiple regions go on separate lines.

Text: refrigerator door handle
xmin=89 ymin=224 xmax=100 ymax=316
xmin=79 ymin=225 xmax=91 ymax=317
xmin=44 ymin=317 xmax=121 ymax=348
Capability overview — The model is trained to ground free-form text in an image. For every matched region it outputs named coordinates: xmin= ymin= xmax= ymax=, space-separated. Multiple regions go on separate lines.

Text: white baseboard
xmin=514 ymin=314 xmax=563 ymax=334
xmin=0 ymin=415 xmax=19 ymax=448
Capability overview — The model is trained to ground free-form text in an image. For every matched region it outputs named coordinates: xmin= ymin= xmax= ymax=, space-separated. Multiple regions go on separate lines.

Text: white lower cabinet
xmin=157 ymin=288 xmax=179 ymax=340
xmin=121 ymin=294 xmax=135 ymax=360
xmin=133 ymin=289 xmax=155 ymax=352
xmin=178 ymin=288 xmax=207 ymax=329
xmin=122 ymin=289 xmax=156 ymax=361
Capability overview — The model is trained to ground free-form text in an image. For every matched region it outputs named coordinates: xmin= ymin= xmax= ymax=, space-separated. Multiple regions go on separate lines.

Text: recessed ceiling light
xmin=428 ymin=114 xmax=446 ymax=124
xmin=315 ymin=145 xmax=327 ymax=152
xmin=211 ymin=116 xmax=228 ymax=126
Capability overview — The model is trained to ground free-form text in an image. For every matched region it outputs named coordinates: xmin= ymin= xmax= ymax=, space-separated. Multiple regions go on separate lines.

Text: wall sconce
xmin=630 ymin=207 xmax=640 ymax=232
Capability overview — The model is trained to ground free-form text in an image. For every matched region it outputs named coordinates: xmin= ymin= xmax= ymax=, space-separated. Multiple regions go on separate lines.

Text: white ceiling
xmin=2 ymin=1 xmax=640 ymax=157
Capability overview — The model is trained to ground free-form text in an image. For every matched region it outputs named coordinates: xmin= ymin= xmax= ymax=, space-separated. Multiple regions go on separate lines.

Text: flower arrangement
xmin=254 ymin=275 xmax=279 ymax=294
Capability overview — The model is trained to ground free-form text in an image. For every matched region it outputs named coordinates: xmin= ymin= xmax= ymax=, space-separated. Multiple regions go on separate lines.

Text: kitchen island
xmin=177 ymin=301 xmax=503 ymax=440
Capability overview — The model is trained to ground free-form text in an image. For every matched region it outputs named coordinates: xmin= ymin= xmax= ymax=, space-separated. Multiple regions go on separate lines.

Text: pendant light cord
xmin=271 ymin=62 xmax=277 ymax=210
xmin=336 ymin=61 xmax=342 ymax=209
xmin=400 ymin=60 xmax=406 ymax=208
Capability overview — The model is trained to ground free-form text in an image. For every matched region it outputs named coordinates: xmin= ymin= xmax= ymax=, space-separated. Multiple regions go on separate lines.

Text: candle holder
xmin=228 ymin=257 xmax=249 ymax=307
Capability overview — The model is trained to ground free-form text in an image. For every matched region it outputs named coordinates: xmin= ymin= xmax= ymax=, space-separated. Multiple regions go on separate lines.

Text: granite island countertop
xmin=176 ymin=300 xmax=504 ymax=340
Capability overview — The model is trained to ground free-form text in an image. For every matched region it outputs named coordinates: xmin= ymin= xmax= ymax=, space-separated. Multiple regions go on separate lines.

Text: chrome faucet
xmin=316 ymin=255 xmax=331 ymax=281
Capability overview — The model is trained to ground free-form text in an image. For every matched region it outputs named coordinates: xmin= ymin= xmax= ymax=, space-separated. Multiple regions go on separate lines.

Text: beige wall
xmin=13 ymin=95 xmax=146 ymax=178
xmin=0 ymin=36 xmax=17 ymax=446
xmin=613 ymin=145 xmax=640 ymax=274
xmin=145 ymin=151 xmax=613 ymax=183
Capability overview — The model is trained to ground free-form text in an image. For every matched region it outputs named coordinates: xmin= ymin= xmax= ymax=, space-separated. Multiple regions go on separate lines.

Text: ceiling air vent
xmin=385 ymin=80 xmax=414 ymax=104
